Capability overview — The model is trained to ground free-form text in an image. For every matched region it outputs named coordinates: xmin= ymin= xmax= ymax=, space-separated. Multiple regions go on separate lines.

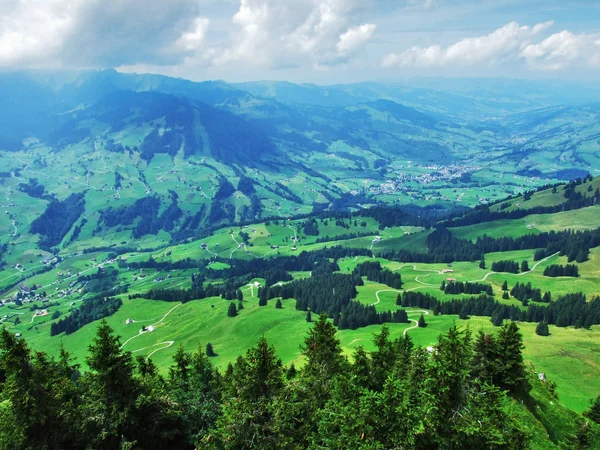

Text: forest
xmin=5 ymin=314 xmax=598 ymax=449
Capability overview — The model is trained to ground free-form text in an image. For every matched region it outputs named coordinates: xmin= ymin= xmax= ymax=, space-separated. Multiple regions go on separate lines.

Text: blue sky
xmin=1 ymin=0 xmax=598 ymax=83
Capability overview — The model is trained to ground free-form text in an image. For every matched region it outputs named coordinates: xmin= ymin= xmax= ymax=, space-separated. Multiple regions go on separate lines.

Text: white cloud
xmin=213 ymin=0 xmax=376 ymax=68
xmin=0 ymin=0 xmax=211 ymax=68
xmin=408 ymin=0 xmax=437 ymax=10
xmin=382 ymin=20 xmax=600 ymax=72
xmin=337 ymin=24 xmax=377 ymax=56
xmin=174 ymin=18 xmax=210 ymax=52
xmin=520 ymin=30 xmax=600 ymax=71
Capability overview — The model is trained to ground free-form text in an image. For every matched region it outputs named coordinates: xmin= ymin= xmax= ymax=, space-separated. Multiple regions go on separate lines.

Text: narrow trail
xmin=120 ymin=304 xmax=182 ymax=350
xmin=370 ymin=289 xmax=402 ymax=306
xmin=404 ymin=310 xmax=430 ymax=337
xmin=204 ymin=245 xmax=219 ymax=257
xmin=469 ymin=271 xmax=494 ymax=283
xmin=287 ymin=225 xmax=298 ymax=242
xmin=132 ymin=341 xmax=175 ymax=359
xmin=518 ymin=252 xmax=560 ymax=276
xmin=414 ymin=273 xmax=437 ymax=285
xmin=393 ymin=264 xmax=443 ymax=274
xmin=229 ymin=233 xmax=242 ymax=259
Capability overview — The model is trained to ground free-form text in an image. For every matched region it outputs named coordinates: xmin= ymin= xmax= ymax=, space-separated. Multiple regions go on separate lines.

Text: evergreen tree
xmin=479 ymin=255 xmax=486 ymax=269
xmin=286 ymin=363 xmax=297 ymax=379
xmin=236 ymin=289 xmax=243 ymax=302
xmin=227 ymin=302 xmax=237 ymax=317
xmin=306 ymin=309 xmax=312 ymax=322
xmin=583 ymin=395 xmax=600 ymax=424
xmin=275 ymin=298 xmax=282 ymax=309
xmin=237 ymin=301 xmax=244 ymax=310
xmin=535 ymin=322 xmax=550 ymax=336
xmin=496 ymin=321 xmax=530 ymax=396
xmin=491 ymin=310 xmax=504 ymax=326
xmin=206 ymin=343 xmax=216 ymax=357
xmin=417 ymin=313 xmax=427 ymax=328
xmin=502 ymin=280 xmax=508 ymax=291
xmin=520 ymin=260 xmax=529 ymax=273
xmin=472 ymin=331 xmax=499 ymax=384
xmin=502 ymin=291 xmax=509 ymax=300
xmin=214 ymin=337 xmax=283 ymax=448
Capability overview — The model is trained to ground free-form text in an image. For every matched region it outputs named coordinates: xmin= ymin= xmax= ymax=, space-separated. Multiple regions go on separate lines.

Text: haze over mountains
xmin=1 ymin=69 xmax=600 ymax=252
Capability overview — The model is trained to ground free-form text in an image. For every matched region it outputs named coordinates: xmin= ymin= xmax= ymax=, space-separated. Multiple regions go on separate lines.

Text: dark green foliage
xmin=30 ymin=193 xmax=85 ymax=249
xmin=352 ymin=260 xmax=402 ymax=288
xmin=444 ymin=280 xmax=492 ymax=296
xmin=206 ymin=343 xmax=216 ymax=357
xmin=18 ymin=178 xmax=50 ymax=199
xmin=275 ymin=298 xmax=282 ymax=309
xmin=502 ymin=280 xmax=508 ymax=290
xmin=302 ymin=217 xmax=319 ymax=236
xmin=3 ymin=315 xmax=590 ymax=449
xmin=479 ymin=255 xmax=486 ymax=269
xmin=306 ymin=310 xmax=312 ymax=322
xmin=99 ymin=194 xmax=183 ymax=238
xmin=50 ymin=296 xmax=122 ymax=336
xmin=492 ymin=260 xmax=520 ymax=273
xmin=584 ymin=396 xmax=600 ymax=424
xmin=521 ymin=260 xmax=529 ymax=273
xmin=417 ymin=313 xmax=426 ymax=327
xmin=227 ymin=302 xmax=237 ymax=317
xmin=535 ymin=322 xmax=550 ymax=336
xmin=543 ymin=264 xmax=580 ymax=277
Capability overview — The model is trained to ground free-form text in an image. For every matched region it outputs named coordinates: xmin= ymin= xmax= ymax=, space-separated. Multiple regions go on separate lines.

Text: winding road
xmin=404 ymin=310 xmax=430 ymax=336
xmin=120 ymin=303 xmax=182 ymax=352
xmin=518 ymin=252 xmax=560 ymax=276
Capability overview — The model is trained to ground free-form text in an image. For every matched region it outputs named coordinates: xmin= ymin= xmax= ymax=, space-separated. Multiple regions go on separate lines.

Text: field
xmin=2 ymin=177 xmax=600 ymax=417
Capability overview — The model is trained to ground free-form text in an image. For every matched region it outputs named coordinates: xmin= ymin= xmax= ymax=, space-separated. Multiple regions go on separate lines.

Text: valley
xmin=2 ymin=72 xmax=600 ymax=448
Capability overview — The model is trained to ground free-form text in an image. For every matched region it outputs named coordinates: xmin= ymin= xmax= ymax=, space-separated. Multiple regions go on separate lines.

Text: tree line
xmin=3 ymin=315 xmax=580 ymax=449
xmin=379 ymin=226 xmax=600 ymax=264
xmin=50 ymin=296 xmax=122 ymax=336
xmin=543 ymin=264 xmax=580 ymax=277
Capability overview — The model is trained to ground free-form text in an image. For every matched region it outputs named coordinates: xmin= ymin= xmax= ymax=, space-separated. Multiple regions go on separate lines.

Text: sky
xmin=1 ymin=0 xmax=599 ymax=84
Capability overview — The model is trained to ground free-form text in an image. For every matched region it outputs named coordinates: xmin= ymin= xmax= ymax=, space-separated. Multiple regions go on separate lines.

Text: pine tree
xmin=502 ymin=291 xmax=509 ymax=300
xmin=236 ymin=289 xmax=243 ymax=302
xmin=306 ymin=309 xmax=312 ymax=322
xmin=237 ymin=301 xmax=244 ymax=310
xmin=206 ymin=343 xmax=216 ymax=357
xmin=227 ymin=302 xmax=237 ymax=317
xmin=214 ymin=337 xmax=284 ymax=448
xmin=535 ymin=322 xmax=550 ymax=336
xmin=491 ymin=310 xmax=504 ymax=327
xmin=275 ymin=299 xmax=283 ymax=309
xmin=418 ymin=313 xmax=427 ymax=328
xmin=502 ymin=280 xmax=508 ymax=291
xmin=583 ymin=395 xmax=600 ymax=424
xmin=479 ymin=255 xmax=486 ymax=269
xmin=496 ymin=321 xmax=530 ymax=396
xmin=520 ymin=260 xmax=529 ymax=273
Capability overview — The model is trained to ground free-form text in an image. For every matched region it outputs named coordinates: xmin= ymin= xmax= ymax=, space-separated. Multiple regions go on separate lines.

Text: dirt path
xmin=518 ymin=252 xmax=560 ymax=276
xmin=469 ymin=271 xmax=494 ymax=282
xmin=120 ymin=303 xmax=182 ymax=350
xmin=404 ymin=310 xmax=430 ymax=336
xmin=393 ymin=264 xmax=443 ymax=274
xmin=370 ymin=289 xmax=402 ymax=306
xmin=229 ymin=232 xmax=242 ymax=259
